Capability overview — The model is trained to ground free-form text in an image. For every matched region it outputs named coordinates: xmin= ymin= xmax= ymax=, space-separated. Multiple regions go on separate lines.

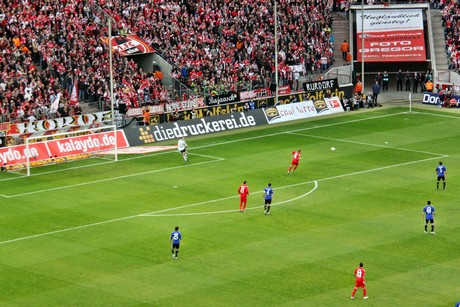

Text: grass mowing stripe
xmin=0 ymin=155 xmax=224 ymax=198
xmin=0 ymin=151 xmax=439 ymax=246
xmin=144 ymin=181 xmax=319 ymax=217
xmin=287 ymin=132 xmax=449 ymax=157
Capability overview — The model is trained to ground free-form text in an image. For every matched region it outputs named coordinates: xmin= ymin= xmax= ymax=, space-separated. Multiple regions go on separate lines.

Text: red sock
xmin=363 ymin=288 xmax=367 ymax=297
xmin=352 ymin=288 xmax=356 ymax=297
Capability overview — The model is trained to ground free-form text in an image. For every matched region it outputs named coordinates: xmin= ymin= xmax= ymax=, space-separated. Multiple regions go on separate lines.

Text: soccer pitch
xmin=0 ymin=106 xmax=459 ymax=306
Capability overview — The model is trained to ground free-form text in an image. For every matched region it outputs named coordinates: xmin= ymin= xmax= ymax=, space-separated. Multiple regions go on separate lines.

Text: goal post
xmin=21 ymin=125 xmax=120 ymax=176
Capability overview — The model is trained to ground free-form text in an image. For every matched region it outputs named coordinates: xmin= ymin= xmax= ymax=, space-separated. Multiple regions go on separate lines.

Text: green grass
xmin=0 ymin=106 xmax=459 ymax=306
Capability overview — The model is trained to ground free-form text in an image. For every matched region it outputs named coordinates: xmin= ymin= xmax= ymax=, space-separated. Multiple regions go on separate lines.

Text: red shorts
xmin=355 ymin=280 xmax=365 ymax=288
xmin=240 ymin=196 xmax=247 ymax=203
xmin=291 ymin=159 xmax=299 ymax=165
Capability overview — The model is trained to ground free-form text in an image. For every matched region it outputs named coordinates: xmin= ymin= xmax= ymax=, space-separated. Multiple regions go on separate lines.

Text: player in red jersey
xmin=238 ymin=180 xmax=249 ymax=212
xmin=351 ymin=262 xmax=368 ymax=300
xmin=287 ymin=149 xmax=301 ymax=173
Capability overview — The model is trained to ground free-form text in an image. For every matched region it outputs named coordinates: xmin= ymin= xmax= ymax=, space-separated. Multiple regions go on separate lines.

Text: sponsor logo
xmin=139 ymin=127 xmax=156 ymax=143
xmin=422 ymin=93 xmax=441 ymax=105
xmin=303 ymin=79 xmax=337 ymax=92
xmin=314 ymin=100 xmax=329 ymax=113
xmin=152 ymin=112 xmax=257 ymax=141
xmin=265 ymin=108 xmax=279 ymax=117
xmin=0 ymin=131 xmax=128 ymax=166
xmin=124 ymin=111 xmax=268 ymax=145
xmin=206 ymin=92 xmax=239 ymax=105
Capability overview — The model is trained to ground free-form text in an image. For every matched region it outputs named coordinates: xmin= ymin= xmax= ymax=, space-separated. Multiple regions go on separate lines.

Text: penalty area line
xmin=0 ymin=156 xmax=225 ymax=199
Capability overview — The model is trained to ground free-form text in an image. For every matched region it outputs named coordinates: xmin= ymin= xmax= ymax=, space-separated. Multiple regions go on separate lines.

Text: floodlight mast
xmin=93 ymin=3 xmax=116 ymax=125
xmin=274 ymin=0 xmax=279 ymax=105
xmin=361 ymin=0 xmax=365 ymax=92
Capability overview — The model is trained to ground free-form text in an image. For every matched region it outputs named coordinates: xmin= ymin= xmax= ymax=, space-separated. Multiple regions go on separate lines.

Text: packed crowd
xmin=0 ymin=0 xmax=335 ymax=124
xmin=442 ymin=1 xmax=460 ymax=72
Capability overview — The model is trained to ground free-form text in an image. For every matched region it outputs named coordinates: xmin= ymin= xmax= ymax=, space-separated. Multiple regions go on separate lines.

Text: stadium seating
xmin=0 ymin=0 xmax=335 ymax=123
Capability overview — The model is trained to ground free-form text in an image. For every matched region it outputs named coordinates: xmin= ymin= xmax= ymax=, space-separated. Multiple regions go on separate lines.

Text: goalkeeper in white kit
xmin=177 ymin=137 xmax=188 ymax=162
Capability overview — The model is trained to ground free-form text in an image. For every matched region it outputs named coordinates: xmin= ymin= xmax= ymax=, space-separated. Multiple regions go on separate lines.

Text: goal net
xmin=6 ymin=125 xmax=121 ymax=176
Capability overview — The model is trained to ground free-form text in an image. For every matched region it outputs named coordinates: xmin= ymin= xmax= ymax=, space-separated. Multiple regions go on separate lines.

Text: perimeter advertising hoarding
xmin=0 ymin=130 xmax=129 ymax=169
xmin=124 ymin=110 xmax=268 ymax=145
xmin=356 ymin=9 xmax=426 ymax=62
xmin=263 ymin=97 xmax=344 ymax=124
xmin=422 ymin=92 xmax=460 ymax=105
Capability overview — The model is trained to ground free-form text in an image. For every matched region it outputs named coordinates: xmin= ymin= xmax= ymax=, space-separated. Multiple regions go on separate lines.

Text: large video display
xmin=356 ymin=9 xmax=426 ymax=62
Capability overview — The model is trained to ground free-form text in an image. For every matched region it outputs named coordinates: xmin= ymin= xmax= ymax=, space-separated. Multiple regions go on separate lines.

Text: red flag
xmin=69 ymin=81 xmax=78 ymax=106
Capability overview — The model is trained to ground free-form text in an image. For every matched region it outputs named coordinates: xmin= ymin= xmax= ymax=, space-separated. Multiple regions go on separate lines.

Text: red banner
xmin=356 ymin=9 xmax=426 ymax=62
xmin=0 ymin=131 xmax=128 ymax=168
xmin=102 ymin=35 xmax=155 ymax=57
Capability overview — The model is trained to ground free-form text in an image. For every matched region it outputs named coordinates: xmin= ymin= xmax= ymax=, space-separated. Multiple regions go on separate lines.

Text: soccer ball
xmin=331 ymin=147 xmax=336 ymax=151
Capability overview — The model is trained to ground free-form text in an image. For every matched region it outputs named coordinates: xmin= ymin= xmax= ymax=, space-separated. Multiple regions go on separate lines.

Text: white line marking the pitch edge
xmin=0 ymin=110 xmax=415 ymax=184
xmin=286 ymin=132 xmax=448 ymax=157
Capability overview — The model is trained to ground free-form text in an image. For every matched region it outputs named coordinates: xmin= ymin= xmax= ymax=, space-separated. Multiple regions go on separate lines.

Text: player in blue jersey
xmin=423 ymin=201 xmax=436 ymax=234
xmin=436 ymin=161 xmax=447 ymax=190
xmin=263 ymin=183 xmax=274 ymax=215
xmin=170 ymin=226 xmax=182 ymax=259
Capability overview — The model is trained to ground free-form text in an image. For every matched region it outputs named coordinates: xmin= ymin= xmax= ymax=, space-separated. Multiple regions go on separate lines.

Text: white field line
xmin=409 ymin=110 xmax=460 ymax=119
xmin=0 ymin=152 xmax=443 ymax=246
xmin=0 ymin=111 xmax=449 ymax=197
xmin=287 ymin=132 xmax=448 ymax=157
xmin=0 ymin=181 xmax=317 ymax=246
xmin=0 ymin=153 xmax=224 ymax=198
xmin=1 ymin=110 xmax=456 ymax=184
xmin=0 ymin=111 xmax=452 ymax=243
xmin=142 ymin=181 xmax=319 ymax=217
xmin=0 ymin=111 xmax=408 ymax=183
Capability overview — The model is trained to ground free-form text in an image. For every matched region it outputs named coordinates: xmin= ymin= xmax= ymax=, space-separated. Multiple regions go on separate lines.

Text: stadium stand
xmin=0 ymin=0 xmax=336 ymax=124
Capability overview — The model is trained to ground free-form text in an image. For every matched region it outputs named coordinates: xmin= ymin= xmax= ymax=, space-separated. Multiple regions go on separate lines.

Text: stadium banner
xmin=356 ymin=9 xmax=426 ymax=62
xmin=205 ymin=92 xmax=239 ymax=106
xmin=303 ymin=78 xmax=338 ymax=93
xmin=7 ymin=111 xmax=111 ymax=135
xmin=239 ymin=88 xmax=270 ymax=101
xmin=102 ymin=35 xmax=155 ymax=57
xmin=277 ymin=85 xmax=291 ymax=95
xmin=422 ymin=92 xmax=460 ymax=106
xmin=0 ymin=130 xmax=129 ymax=169
xmin=262 ymin=97 xmax=344 ymax=124
xmin=124 ymin=110 xmax=268 ymax=145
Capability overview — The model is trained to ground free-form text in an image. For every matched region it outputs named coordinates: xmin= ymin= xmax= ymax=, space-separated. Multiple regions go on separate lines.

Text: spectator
xmin=425 ymin=80 xmax=434 ymax=92
xmin=371 ymin=81 xmax=380 ymax=107
xmin=340 ymin=40 xmax=349 ymax=60
xmin=0 ymin=0 xmax=336 ymax=125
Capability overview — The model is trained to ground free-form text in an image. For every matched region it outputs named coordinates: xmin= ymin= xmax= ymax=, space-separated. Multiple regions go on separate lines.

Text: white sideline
xmin=0 ymin=111 xmax=408 ymax=183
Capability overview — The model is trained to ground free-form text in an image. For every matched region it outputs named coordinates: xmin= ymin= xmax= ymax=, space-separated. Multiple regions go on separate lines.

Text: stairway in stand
xmin=431 ymin=9 xmax=449 ymax=72
xmin=332 ymin=11 xmax=350 ymax=67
